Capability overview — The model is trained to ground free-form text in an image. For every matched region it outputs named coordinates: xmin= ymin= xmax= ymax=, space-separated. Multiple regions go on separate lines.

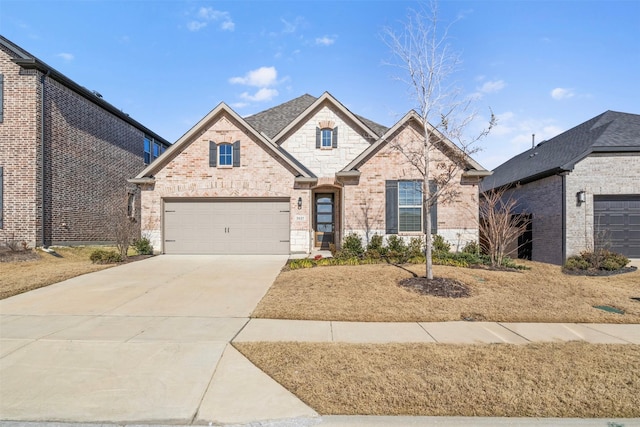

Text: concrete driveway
xmin=0 ymin=255 xmax=317 ymax=425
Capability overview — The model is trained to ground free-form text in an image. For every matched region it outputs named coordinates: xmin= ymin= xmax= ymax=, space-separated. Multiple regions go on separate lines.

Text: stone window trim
xmin=315 ymin=123 xmax=338 ymax=150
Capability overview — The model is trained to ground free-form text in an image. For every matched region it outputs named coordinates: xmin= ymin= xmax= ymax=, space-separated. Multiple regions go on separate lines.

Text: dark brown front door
xmin=315 ymin=193 xmax=334 ymax=249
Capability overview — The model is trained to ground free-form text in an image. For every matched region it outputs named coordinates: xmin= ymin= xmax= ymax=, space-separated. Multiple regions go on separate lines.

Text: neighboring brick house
xmin=481 ymin=111 xmax=640 ymax=264
xmin=0 ymin=36 xmax=170 ymax=247
xmin=131 ymin=92 xmax=491 ymax=255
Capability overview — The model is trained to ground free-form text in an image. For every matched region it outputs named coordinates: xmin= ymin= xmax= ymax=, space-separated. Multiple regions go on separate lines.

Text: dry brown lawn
xmin=0 ymin=247 xmax=116 ymax=299
xmin=235 ymin=341 xmax=640 ymax=417
xmin=252 ymin=261 xmax=640 ymax=323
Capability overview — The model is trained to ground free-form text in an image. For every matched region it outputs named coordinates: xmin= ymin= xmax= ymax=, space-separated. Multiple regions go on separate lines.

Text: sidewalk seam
xmin=416 ymin=322 xmax=438 ymax=343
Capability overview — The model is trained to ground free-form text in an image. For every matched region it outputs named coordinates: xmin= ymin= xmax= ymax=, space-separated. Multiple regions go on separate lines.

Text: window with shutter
xmin=317 ymin=126 xmax=338 ymax=149
xmin=232 ymin=141 xmax=241 ymax=167
xmin=218 ymin=143 xmax=232 ymax=166
xmin=386 ymin=180 xmax=437 ymax=234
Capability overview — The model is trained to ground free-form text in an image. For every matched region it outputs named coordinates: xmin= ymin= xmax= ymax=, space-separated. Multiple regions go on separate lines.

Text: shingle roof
xmin=244 ymin=94 xmax=318 ymax=139
xmin=482 ymin=110 xmax=640 ymax=191
xmin=243 ymin=93 xmax=389 ymax=139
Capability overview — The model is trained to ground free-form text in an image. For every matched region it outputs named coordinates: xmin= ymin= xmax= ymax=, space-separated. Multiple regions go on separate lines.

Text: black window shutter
xmin=233 ymin=141 xmax=241 ymax=167
xmin=209 ymin=141 xmax=217 ymax=167
xmin=429 ymin=180 xmax=437 ymax=234
xmin=332 ymin=126 xmax=338 ymax=148
xmin=385 ymin=180 xmax=398 ymax=234
xmin=0 ymin=74 xmax=3 ymax=123
xmin=316 ymin=127 xmax=321 ymax=149
xmin=0 ymin=166 xmax=3 ymax=229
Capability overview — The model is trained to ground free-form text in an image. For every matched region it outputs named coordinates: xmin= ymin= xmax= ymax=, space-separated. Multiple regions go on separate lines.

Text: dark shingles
xmin=244 ymin=94 xmax=317 ymax=139
xmin=482 ymin=111 xmax=640 ymax=190
xmin=244 ymin=93 xmax=389 ymax=139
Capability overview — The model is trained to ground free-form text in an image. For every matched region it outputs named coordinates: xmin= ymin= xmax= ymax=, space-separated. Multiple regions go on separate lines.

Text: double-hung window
xmin=321 ymin=129 xmax=332 ymax=148
xmin=398 ymin=181 xmax=422 ymax=232
xmin=218 ymin=143 xmax=233 ymax=166
xmin=143 ymin=137 xmax=151 ymax=164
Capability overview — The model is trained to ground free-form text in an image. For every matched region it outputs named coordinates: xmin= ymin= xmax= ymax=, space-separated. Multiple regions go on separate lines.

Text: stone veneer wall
xmin=343 ymin=121 xmax=480 ymax=250
xmin=565 ymin=153 xmax=640 ymax=258
xmin=280 ymin=103 xmax=373 ymax=177
xmin=140 ymin=113 xmax=310 ymax=253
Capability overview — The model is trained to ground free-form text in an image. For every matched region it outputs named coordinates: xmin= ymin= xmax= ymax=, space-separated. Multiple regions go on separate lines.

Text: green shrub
xmin=407 ymin=237 xmax=424 ymax=258
xmin=132 ymin=237 xmax=153 ymax=255
xmin=432 ymin=234 xmax=451 ymax=253
xmin=367 ymin=234 xmax=385 ymax=253
xmin=341 ymin=233 xmax=364 ymax=258
xmin=386 ymin=235 xmax=407 ymax=254
xmin=564 ymin=250 xmax=629 ymax=271
xmin=461 ymin=240 xmax=480 ymax=255
xmin=89 ymin=249 xmax=122 ymax=264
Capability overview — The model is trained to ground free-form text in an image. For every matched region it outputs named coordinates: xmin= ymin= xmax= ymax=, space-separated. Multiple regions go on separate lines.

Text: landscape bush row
xmin=288 ymin=233 xmax=525 ymax=270
xmin=89 ymin=237 xmax=153 ymax=264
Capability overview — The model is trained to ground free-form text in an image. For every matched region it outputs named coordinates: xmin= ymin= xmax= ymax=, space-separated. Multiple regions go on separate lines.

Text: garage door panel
xmin=164 ymin=199 xmax=290 ymax=255
xmin=594 ymin=195 xmax=640 ymax=258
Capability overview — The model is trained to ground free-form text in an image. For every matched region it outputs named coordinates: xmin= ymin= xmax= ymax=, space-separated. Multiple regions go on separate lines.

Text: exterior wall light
xmin=297 ymin=197 xmax=303 ymax=210
xmin=577 ymin=190 xmax=586 ymax=205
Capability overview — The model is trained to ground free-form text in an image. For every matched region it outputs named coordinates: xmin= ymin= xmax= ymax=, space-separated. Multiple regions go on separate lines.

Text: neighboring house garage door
xmin=594 ymin=195 xmax=640 ymax=258
xmin=163 ymin=199 xmax=290 ymax=255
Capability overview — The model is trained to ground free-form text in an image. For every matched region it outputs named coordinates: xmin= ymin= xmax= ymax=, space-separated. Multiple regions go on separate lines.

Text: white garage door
xmin=594 ymin=195 xmax=640 ymax=258
xmin=163 ymin=199 xmax=291 ymax=254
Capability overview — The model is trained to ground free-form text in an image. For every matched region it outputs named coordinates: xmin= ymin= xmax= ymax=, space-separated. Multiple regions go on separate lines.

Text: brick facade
xmin=0 ymin=37 xmax=169 ymax=247
xmin=344 ymin=121 xmax=480 ymax=249
xmin=135 ymin=96 xmax=487 ymax=255
xmin=500 ymin=175 xmax=564 ymax=264
xmin=565 ymin=153 xmax=640 ymax=258
xmin=139 ymin=112 xmax=310 ymax=253
xmin=0 ymin=43 xmax=39 ymax=246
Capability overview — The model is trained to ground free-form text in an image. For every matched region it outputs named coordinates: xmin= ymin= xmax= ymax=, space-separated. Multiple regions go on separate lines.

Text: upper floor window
xmin=143 ymin=137 xmax=151 ymax=164
xmin=209 ymin=140 xmax=241 ymax=168
xmin=316 ymin=126 xmax=338 ymax=149
xmin=219 ymin=143 xmax=233 ymax=166
xmin=153 ymin=142 xmax=160 ymax=160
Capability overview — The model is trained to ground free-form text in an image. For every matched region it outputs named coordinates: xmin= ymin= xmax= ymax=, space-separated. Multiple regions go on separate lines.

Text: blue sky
xmin=1 ymin=0 xmax=638 ymax=169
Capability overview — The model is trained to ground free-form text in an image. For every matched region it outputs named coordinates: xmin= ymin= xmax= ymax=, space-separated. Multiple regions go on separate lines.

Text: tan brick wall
xmin=280 ymin=102 xmax=373 ymax=178
xmin=343 ymin=121 xmax=480 ymax=249
xmin=0 ymin=45 xmax=39 ymax=246
xmin=140 ymin=112 xmax=309 ymax=253
xmin=565 ymin=153 xmax=640 ymax=258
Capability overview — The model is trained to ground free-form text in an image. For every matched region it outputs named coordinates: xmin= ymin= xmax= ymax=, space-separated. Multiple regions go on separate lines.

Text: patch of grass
xmin=0 ymin=246 xmax=124 ymax=299
xmin=252 ymin=262 xmax=640 ymax=323
xmin=234 ymin=341 xmax=640 ymax=418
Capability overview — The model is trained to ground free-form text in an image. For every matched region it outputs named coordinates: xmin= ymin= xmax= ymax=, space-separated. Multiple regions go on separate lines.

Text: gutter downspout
xmin=561 ymin=174 xmax=566 ymax=263
xmin=40 ymin=69 xmax=50 ymax=248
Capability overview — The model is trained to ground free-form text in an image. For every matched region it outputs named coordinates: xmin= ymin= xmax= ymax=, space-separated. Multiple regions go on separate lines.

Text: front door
xmin=315 ymin=193 xmax=334 ymax=249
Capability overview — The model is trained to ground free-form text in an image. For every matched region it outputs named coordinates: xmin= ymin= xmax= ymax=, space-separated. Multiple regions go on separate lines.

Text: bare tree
xmin=107 ymin=198 xmax=138 ymax=260
xmin=479 ymin=188 xmax=531 ymax=267
xmin=383 ymin=0 xmax=495 ymax=279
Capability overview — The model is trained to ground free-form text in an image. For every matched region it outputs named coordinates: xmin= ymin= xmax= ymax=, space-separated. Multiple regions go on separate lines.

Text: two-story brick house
xmin=131 ymin=92 xmax=491 ymax=254
xmin=481 ymin=111 xmax=640 ymax=264
xmin=0 ymin=36 xmax=170 ymax=248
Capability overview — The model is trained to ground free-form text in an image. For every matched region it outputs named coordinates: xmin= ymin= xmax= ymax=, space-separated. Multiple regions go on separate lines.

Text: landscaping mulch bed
xmin=563 ymin=266 xmax=638 ymax=276
xmin=398 ymin=276 xmax=470 ymax=298
xmin=0 ymin=248 xmax=40 ymax=263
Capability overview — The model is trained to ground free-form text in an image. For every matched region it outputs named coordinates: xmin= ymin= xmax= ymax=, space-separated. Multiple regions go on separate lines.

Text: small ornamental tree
xmin=479 ymin=188 xmax=531 ymax=267
xmin=383 ymin=0 xmax=495 ymax=279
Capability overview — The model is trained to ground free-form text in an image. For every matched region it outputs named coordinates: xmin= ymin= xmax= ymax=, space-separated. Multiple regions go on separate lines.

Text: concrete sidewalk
xmin=235 ymin=319 xmax=640 ymax=344
xmin=1 ymin=254 xmax=639 ymax=427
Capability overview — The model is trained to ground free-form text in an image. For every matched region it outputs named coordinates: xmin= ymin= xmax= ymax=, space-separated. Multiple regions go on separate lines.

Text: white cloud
xmin=281 ymin=16 xmax=305 ymax=34
xmin=240 ymin=88 xmax=279 ymax=102
xmin=229 ymin=66 xmax=278 ymax=87
xmin=315 ymin=35 xmax=336 ymax=46
xmin=188 ymin=7 xmax=234 ymax=32
xmin=551 ymin=87 xmax=575 ymax=100
xmin=478 ymin=80 xmax=505 ymax=94
xmin=56 ymin=52 xmax=74 ymax=61
xmin=231 ymin=102 xmax=249 ymax=109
